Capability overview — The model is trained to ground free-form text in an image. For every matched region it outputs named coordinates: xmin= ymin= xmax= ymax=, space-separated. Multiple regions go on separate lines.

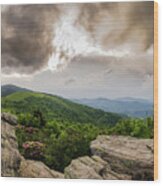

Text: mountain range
xmin=72 ymin=97 xmax=153 ymax=118
xmin=1 ymin=84 xmax=153 ymax=119
xmin=1 ymin=84 xmax=122 ymax=126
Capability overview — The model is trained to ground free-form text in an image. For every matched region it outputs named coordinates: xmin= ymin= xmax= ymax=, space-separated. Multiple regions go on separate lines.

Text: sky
xmin=1 ymin=2 xmax=154 ymax=100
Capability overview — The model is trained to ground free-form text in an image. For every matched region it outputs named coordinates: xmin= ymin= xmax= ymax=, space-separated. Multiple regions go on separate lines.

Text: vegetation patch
xmin=2 ymin=91 xmax=153 ymax=172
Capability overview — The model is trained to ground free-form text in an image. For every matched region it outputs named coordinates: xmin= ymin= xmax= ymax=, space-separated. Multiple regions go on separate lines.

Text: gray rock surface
xmin=1 ymin=116 xmax=22 ymax=177
xmin=64 ymin=155 xmax=107 ymax=179
xmin=19 ymin=160 xmax=64 ymax=178
xmin=64 ymin=155 xmax=131 ymax=180
xmin=1 ymin=112 xmax=18 ymax=126
xmin=91 ymin=135 xmax=154 ymax=180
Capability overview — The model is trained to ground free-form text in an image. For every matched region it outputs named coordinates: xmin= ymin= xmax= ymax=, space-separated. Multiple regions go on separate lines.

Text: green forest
xmin=2 ymin=90 xmax=154 ymax=172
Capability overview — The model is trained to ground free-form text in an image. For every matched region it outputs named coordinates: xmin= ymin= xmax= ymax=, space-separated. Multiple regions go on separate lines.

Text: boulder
xmin=64 ymin=155 xmax=132 ymax=180
xmin=91 ymin=135 xmax=154 ymax=180
xmin=19 ymin=160 xmax=64 ymax=178
xmin=1 ymin=116 xmax=22 ymax=177
xmin=64 ymin=155 xmax=107 ymax=179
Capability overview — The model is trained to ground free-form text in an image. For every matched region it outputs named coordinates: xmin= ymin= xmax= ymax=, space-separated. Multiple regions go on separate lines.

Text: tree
xmin=33 ymin=110 xmax=46 ymax=127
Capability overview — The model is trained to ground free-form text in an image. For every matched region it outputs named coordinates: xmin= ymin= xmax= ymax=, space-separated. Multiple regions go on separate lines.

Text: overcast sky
xmin=1 ymin=2 xmax=154 ymax=100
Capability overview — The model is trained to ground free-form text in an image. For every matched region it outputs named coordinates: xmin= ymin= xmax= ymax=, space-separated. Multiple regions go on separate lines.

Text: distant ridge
xmin=115 ymin=97 xmax=153 ymax=104
xmin=1 ymin=84 xmax=153 ymax=118
xmin=72 ymin=97 xmax=153 ymax=118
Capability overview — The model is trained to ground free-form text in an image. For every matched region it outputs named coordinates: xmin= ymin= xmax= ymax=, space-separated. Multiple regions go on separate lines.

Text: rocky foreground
xmin=1 ymin=113 xmax=154 ymax=180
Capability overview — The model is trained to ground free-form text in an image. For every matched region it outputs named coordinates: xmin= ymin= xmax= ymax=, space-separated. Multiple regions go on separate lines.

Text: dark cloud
xmin=77 ymin=2 xmax=154 ymax=51
xmin=1 ymin=2 xmax=154 ymax=75
xmin=2 ymin=4 xmax=60 ymax=74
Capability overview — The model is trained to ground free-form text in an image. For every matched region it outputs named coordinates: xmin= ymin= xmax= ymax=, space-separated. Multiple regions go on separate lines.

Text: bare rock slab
xmin=91 ymin=135 xmax=154 ymax=180
xmin=64 ymin=155 xmax=107 ymax=179
xmin=64 ymin=155 xmax=132 ymax=180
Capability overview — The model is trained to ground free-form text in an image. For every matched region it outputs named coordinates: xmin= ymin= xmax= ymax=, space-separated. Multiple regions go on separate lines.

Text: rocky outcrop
xmin=64 ymin=155 xmax=131 ymax=180
xmin=1 ymin=113 xmax=22 ymax=177
xmin=1 ymin=112 xmax=154 ymax=180
xmin=64 ymin=135 xmax=154 ymax=180
xmin=91 ymin=135 xmax=154 ymax=180
xmin=1 ymin=112 xmax=18 ymax=126
xmin=1 ymin=113 xmax=63 ymax=178
xmin=64 ymin=155 xmax=107 ymax=179
xmin=19 ymin=160 xmax=64 ymax=178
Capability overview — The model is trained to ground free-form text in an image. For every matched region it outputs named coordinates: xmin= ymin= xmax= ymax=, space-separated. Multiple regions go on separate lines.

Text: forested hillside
xmin=2 ymin=91 xmax=122 ymax=126
xmin=1 ymin=86 xmax=154 ymax=172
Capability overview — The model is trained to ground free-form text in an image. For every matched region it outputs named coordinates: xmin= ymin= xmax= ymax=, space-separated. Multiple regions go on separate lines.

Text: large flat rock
xmin=64 ymin=155 xmax=132 ymax=180
xmin=91 ymin=135 xmax=154 ymax=180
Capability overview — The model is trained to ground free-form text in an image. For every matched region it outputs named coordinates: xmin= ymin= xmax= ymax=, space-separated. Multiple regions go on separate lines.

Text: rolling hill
xmin=1 ymin=89 xmax=122 ymax=126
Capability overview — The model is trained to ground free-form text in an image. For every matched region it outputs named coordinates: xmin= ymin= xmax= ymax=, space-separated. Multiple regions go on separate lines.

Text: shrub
xmin=110 ymin=117 xmax=154 ymax=138
xmin=18 ymin=110 xmax=46 ymax=128
xmin=22 ymin=141 xmax=45 ymax=160
xmin=16 ymin=112 xmax=154 ymax=172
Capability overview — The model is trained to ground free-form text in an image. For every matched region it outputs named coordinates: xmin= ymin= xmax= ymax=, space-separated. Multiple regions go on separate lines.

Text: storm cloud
xmin=1 ymin=2 xmax=154 ymax=75
xmin=1 ymin=4 xmax=60 ymax=74
xmin=78 ymin=2 xmax=154 ymax=50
